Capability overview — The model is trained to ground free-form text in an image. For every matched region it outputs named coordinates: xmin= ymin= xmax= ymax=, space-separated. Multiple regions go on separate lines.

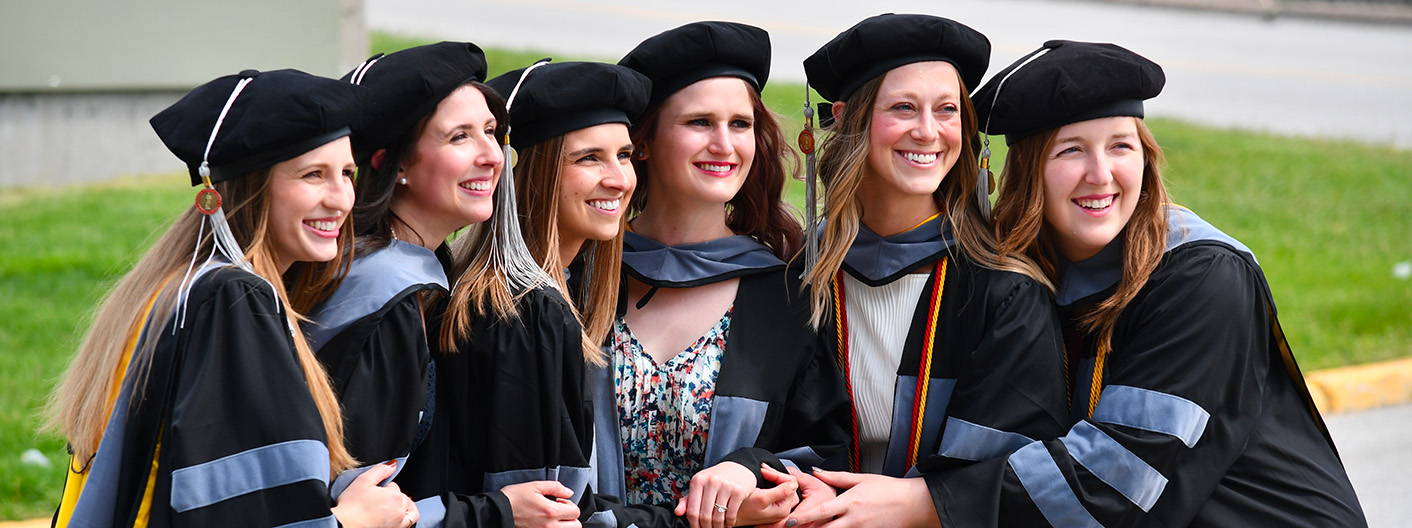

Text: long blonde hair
xmin=802 ymin=69 xmax=1041 ymax=328
xmin=992 ymin=117 xmax=1169 ymax=351
xmin=45 ymin=172 xmax=356 ymax=474
xmin=441 ymin=135 xmax=617 ymax=366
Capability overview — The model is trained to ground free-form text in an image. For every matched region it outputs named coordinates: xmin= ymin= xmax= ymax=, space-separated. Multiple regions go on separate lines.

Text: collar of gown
xmin=841 ymin=213 xmax=955 ymax=287
xmin=621 ymin=230 xmax=785 ymax=288
xmin=1053 ymin=204 xmax=1257 ymax=307
xmin=1054 ymin=237 xmax=1125 ymax=308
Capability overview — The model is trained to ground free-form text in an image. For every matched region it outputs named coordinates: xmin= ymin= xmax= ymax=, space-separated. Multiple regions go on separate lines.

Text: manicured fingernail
xmin=786 ymin=519 xmax=798 ymax=527
xmin=384 ymin=460 xmax=397 ymax=466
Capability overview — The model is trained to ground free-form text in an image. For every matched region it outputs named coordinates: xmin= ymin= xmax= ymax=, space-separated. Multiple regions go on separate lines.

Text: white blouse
xmin=840 ymin=272 xmax=929 ymax=474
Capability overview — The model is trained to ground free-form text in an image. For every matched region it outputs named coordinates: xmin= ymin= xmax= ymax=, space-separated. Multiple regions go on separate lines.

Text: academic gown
xmin=303 ymin=240 xmax=450 ymax=516
xmin=921 ymin=206 xmax=1367 ymax=527
xmin=57 ymin=263 xmax=337 ymax=527
xmin=815 ymin=215 xmax=1069 ymax=479
xmin=581 ymin=232 xmax=852 ymax=527
xmin=398 ymin=283 xmax=596 ymax=528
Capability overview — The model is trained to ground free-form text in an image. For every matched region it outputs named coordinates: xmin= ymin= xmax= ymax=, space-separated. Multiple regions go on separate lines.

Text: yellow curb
xmin=0 ymin=519 xmax=49 ymax=528
xmin=1306 ymin=357 xmax=1412 ymax=414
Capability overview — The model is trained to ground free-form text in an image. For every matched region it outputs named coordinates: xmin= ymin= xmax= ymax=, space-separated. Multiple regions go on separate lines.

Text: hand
xmin=759 ymin=467 xmax=835 ymax=528
xmin=332 ymin=461 xmax=419 ymax=528
xmin=734 ymin=465 xmax=800 ymax=526
xmin=502 ymin=480 xmax=582 ymax=528
xmin=674 ymin=461 xmax=757 ymax=528
xmin=783 ymin=470 xmax=939 ymax=528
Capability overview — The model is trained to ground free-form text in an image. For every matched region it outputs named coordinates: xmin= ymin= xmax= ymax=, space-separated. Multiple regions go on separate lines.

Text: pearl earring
xmin=399 ymin=177 xmax=408 ymax=185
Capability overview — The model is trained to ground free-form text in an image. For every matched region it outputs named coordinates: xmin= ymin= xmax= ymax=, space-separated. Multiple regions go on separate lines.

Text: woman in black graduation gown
xmin=785 ymin=14 xmax=1070 ymax=527
xmin=593 ymin=21 xmax=850 ymax=528
xmin=921 ymin=39 xmax=1366 ymax=527
xmin=46 ymin=69 xmax=414 ymax=527
xmin=400 ymin=60 xmax=650 ymax=527
xmin=308 ymin=42 xmax=578 ymax=528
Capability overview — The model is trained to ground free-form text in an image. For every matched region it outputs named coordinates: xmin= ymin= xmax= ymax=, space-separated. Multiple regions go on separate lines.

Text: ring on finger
xmin=714 ymin=503 xmax=728 ymax=514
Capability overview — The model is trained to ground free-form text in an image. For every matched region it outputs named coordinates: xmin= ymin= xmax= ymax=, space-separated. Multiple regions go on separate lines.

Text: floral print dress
xmin=612 ymin=307 xmax=732 ymax=505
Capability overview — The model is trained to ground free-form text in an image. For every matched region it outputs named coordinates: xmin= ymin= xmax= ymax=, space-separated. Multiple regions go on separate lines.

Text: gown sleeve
xmin=470 ymin=290 xmax=594 ymax=492
xmin=925 ymin=272 xmax=1070 ymax=470
xmin=434 ymin=289 xmax=595 ymax=502
xmin=717 ymin=314 xmax=852 ymax=483
xmin=711 ymin=270 xmax=851 ymax=483
xmin=318 ymin=291 xmax=432 ymax=464
xmin=396 ymin=288 xmax=596 ymax=528
xmin=775 ymin=334 xmax=853 ymax=469
xmin=413 ymin=490 xmax=514 ymax=528
xmin=924 ymin=248 xmax=1274 ymax=527
xmin=159 ymin=269 xmax=336 ymax=527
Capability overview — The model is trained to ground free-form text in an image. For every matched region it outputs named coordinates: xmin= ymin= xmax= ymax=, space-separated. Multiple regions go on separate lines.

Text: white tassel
xmin=208 ymin=206 xmax=254 ymax=275
xmin=489 ymin=142 xmax=554 ymax=293
xmin=173 ymin=218 xmax=206 ymax=333
xmin=455 ymin=60 xmax=556 ymax=295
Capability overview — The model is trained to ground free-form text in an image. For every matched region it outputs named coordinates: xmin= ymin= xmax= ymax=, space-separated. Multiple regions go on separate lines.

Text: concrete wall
xmin=0 ymin=91 xmax=184 ymax=187
xmin=0 ymin=0 xmax=367 ymax=188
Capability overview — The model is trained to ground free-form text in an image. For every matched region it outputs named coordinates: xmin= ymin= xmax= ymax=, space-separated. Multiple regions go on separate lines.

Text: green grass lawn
xmin=2 ymin=34 xmax=1408 ymax=520
xmin=1 ymin=175 xmax=191 ymax=520
xmin=1151 ymin=119 xmax=1412 ymax=367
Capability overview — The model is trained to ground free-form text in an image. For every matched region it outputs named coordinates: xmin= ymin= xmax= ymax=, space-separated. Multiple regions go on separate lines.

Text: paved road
xmin=1324 ymin=402 xmax=1412 ymax=528
xmin=368 ymin=0 xmax=1412 ymax=148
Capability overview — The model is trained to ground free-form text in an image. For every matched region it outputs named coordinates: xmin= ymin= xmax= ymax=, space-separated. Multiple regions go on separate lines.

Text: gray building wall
xmin=0 ymin=0 xmax=367 ymax=188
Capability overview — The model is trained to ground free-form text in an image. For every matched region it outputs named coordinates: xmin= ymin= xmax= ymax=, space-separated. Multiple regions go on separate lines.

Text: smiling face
xmin=863 ymin=61 xmax=964 ymax=202
xmin=266 ymin=135 xmax=356 ymax=272
xmin=556 ymin=123 xmax=636 ymax=253
xmin=1041 ymin=116 xmax=1146 ymax=261
xmin=642 ymin=77 xmax=755 ymax=208
xmin=395 ymin=85 xmax=504 ymax=243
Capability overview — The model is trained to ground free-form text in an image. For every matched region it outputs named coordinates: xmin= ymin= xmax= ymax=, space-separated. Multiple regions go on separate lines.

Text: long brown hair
xmin=992 ymin=117 xmax=1169 ymax=351
xmin=441 ymin=135 xmax=617 ymax=366
xmin=803 ymin=67 xmax=1031 ymax=328
xmin=46 ymin=171 xmax=356 ymax=474
xmin=352 ymin=82 xmax=509 ymax=253
xmin=628 ymin=86 xmax=803 ymax=260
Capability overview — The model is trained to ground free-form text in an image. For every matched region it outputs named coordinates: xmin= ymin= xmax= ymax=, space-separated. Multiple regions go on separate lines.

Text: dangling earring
xmin=399 ymin=177 xmax=408 ymax=185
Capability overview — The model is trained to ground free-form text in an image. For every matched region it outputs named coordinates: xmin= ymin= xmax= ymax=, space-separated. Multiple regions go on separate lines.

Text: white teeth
xmin=902 ymin=152 xmax=937 ymax=164
xmin=305 ymin=220 xmax=337 ymax=232
xmin=1077 ymin=196 xmax=1115 ymax=210
xmin=460 ymin=180 xmax=492 ymax=191
xmin=588 ymin=199 xmax=620 ymax=211
xmin=697 ymin=163 xmax=731 ymax=173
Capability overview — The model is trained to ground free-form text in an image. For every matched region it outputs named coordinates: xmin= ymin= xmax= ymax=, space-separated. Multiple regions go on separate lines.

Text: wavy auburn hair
xmin=628 ymin=83 xmax=803 ymax=260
